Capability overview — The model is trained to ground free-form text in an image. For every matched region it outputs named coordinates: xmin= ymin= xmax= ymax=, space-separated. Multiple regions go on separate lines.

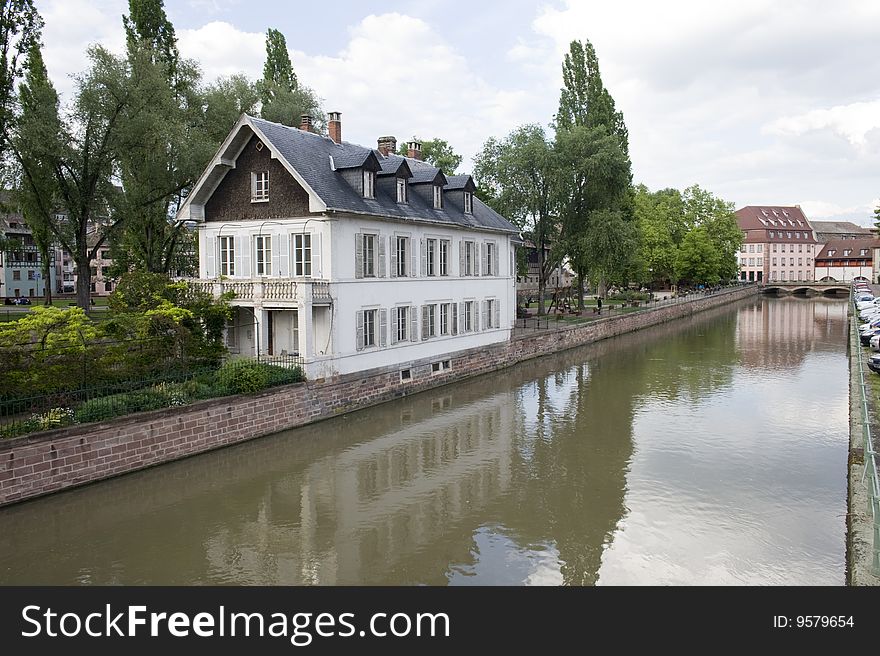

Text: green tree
xmin=555 ymin=39 xmax=633 ymax=308
xmin=873 ymin=204 xmax=880 ymax=232
xmin=258 ymin=27 xmax=322 ymax=129
xmin=397 ymin=138 xmax=462 ymax=173
xmin=681 ymin=184 xmax=742 ymax=282
xmin=203 ymin=73 xmax=259 ymax=143
xmin=674 ymin=226 xmax=723 ymax=285
xmin=114 ymin=0 xmax=215 ymax=275
xmin=475 ymin=124 xmax=558 ymax=314
xmin=12 ymin=46 xmax=156 ymax=310
xmin=634 ymin=185 xmax=687 ymax=287
xmin=122 ymin=0 xmax=179 ymax=79
xmin=13 ymin=42 xmax=57 ymax=305
xmin=0 ymin=0 xmax=42 ymax=160
xmin=260 ymin=27 xmax=296 ymax=104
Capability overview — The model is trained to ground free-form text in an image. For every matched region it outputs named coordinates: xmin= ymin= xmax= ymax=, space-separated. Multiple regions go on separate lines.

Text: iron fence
xmin=851 ymin=293 xmax=880 ymax=576
xmin=0 ymin=350 xmax=305 ymax=440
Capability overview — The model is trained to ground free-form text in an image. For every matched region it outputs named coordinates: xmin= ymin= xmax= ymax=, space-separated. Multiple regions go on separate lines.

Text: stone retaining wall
xmin=0 ymin=286 xmax=759 ymax=507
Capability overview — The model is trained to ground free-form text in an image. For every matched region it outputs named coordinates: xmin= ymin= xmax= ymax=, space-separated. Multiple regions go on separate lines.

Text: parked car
xmin=860 ymin=318 xmax=880 ymax=331
xmin=870 ymin=334 xmax=880 ymax=352
xmin=861 ymin=328 xmax=880 ymax=345
xmin=868 ymin=354 xmax=880 ymax=374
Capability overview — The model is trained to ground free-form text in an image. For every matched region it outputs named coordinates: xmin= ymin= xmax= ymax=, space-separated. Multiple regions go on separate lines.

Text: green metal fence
xmin=851 ymin=294 xmax=880 ymax=576
xmin=0 ymin=351 xmax=305 ymax=440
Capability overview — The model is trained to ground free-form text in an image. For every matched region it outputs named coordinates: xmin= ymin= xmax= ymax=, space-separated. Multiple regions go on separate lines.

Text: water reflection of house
xmin=734 ymin=298 xmax=847 ymax=370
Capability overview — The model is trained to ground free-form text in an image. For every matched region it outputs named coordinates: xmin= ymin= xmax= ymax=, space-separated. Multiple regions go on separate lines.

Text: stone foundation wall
xmin=0 ymin=286 xmax=759 ymax=507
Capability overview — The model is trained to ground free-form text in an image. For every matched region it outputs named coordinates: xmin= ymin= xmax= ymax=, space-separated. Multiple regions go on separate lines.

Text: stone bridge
xmin=761 ymin=282 xmax=851 ymax=296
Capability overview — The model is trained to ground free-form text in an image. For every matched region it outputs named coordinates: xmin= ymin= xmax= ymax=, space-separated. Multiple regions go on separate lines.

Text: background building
xmin=735 ymin=206 xmax=817 ymax=282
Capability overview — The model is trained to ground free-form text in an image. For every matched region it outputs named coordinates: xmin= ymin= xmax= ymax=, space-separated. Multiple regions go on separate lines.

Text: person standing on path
xmin=597 ymin=296 xmax=602 ymax=315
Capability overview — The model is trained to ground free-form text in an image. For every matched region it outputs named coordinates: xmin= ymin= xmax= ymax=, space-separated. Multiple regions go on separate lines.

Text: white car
xmin=871 ymin=334 xmax=880 ymax=351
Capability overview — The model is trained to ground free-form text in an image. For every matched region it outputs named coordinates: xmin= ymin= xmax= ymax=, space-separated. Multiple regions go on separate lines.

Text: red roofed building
xmin=814 ymin=238 xmax=879 ymax=282
xmin=734 ymin=206 xmax=818 ymax=283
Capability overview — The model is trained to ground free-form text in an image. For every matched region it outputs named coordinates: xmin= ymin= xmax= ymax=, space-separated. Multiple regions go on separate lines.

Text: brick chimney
xmin=377 ymin=136 xmax=397 ymax=156
xmin=407 ymin=140 xmax=422 ymax=160
xmin=328 ymin=112 xmax=342 ymax=143
xmin=300 ymin=114 xmax=313 ymax=132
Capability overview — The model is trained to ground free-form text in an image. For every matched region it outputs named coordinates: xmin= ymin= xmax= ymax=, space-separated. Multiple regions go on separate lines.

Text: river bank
xmin=0 ymin=285 xmax=761 ymax=507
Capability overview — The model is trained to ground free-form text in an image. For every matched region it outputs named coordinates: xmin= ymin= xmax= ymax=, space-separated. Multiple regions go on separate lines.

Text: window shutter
xmin=355 ymin=233 xmax=364 ymax=279
xmin=452 ymin=303 xmax=458 ymax=335
xmin=390 ymin=236 xmax=398 ymax=278
xmin=356 ymin=311 xmax=364 ymax=351
xmin=459 ymin=240 xmax=465 ymax=276
xmin=459 ymin=302 xmax=465 ymax=332
xmin=410 ymin=306 xmax=418 ymax=342
xmin=233 ymin=235 xmax=243 ymax=277
xmin=391 ymin=307 xmax=399 ymax=344
xmin=379 ymin=308 xmax=387 ymax=347
xmin=266 ymin=235 xmax=282 ymax=276
xmin=410 ymin=238 xmax=417 ymax=278
xmin=494 ymin=299 xmax=500 ymax=329
xmin=482 ymin=242 xmax=488 ymax=275
xmin=420 ymin=238 xmax=427 ymax=276
xmin=482 ymin=300 xmax=488 ymax=330
xmin=205 ymin=233 xmax=215 ymax=278
xmin=377 ymin=235 xmax=386 ymax=278
xmin=311 ymin=232 xmax=322 ymax=279
xmin=473 ymin=242 xmax=481 ymax=277
xmin=421 ymin=305 xmax=429 ymax=341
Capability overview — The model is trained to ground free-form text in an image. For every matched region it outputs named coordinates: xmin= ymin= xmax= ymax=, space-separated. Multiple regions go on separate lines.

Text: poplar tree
xmin=555 ymin=39 xmax=633 ymax=308
xmin=0 ymin=0 xmax=42 ymax=161
xmin=258 ymin=27 xmax=323 ymax=129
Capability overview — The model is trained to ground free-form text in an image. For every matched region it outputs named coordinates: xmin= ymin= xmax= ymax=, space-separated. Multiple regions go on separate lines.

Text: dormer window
xmin=363 ymin=170 xmax=375 ymax=199
xmin=251 ymin=171 xmax=269 ymax=202
xmin=433 ymin=185 xmax=443 ymax=209
xmin=843 ymin=249 xmax=852 ymax=256
xmin=827 ymin=249 xmax=836 ymax=256
xmin=464 ymin=191 xmax=473 ymax=214
xmin=396 ymin=178 xmax=407 ymax=203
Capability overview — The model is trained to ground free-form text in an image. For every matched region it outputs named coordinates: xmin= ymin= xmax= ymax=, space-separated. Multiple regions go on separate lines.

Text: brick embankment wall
xmin=0 ymin=285 xmax=760 ymax=507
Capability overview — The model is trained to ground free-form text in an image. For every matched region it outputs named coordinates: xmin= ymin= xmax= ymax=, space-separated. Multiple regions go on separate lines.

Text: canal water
xmin=0 ymin=297 xmax=849 ymax=585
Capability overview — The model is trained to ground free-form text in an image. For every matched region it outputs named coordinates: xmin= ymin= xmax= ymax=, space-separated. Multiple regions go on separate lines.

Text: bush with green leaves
xmin=217 ymin=361 xmax=270 ymax=395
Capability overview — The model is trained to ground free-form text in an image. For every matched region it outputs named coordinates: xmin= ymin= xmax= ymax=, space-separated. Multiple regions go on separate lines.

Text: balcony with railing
xmin=188 ymin=279 xmax=332 ymax=306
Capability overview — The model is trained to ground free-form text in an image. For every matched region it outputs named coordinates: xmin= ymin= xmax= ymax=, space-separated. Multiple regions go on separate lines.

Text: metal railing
xmin=514 ymin=283 xmax=756 ymax=331
xmin=851 ymin=292 xmax=880 ymax=576
xmin=0 ymin=351 xmax=305 ymax=440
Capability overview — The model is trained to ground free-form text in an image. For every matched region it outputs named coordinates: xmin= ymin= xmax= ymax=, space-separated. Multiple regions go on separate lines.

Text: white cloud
xmin=179 ymin=13 xmax=532 ymax=170
xmin=41 ymin=0 xmax=127 ymax=100
xmin=178 ymin=21 xmax=264 ymax=80
xmin=765 ymin=99 xmax=880 ymax=149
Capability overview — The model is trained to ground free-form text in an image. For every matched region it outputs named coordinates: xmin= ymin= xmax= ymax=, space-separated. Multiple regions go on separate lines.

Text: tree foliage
xmin=555 ymin=39 xmax=633 ymax=307
xmin=474 ymin=124 xmax=558 ymax=314
xmin=258 ymin=27 xmax=322 ymax=129
xmin=397 ymin=138 xmax=463 ymax=174
xmin=0 ymin=0 xmax=42 ymax=161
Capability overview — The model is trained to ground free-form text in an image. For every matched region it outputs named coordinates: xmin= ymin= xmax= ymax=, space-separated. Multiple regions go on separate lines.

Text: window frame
xmin=426 ymin=238 xmax=436 ymax=276
xmin=464 ymin=191 xmax=473 ymax=214
xmin=255 ymin=234 xmax=272 ymax=277
xmin=251 ymin=171 xmax=269 ymax=202
xmin=396 ymin=306 xmax=408 ymax=342
xmin=362 ymin=233 xmax=376 ymax=277
xmin=219 ymin=235 xmax=235 ymax=276
xmin=293 ymin=233 xmax=312 ymax=277
xmin=363 ymin=170 xmax=375 ymax=199
xmin=433 ymin=185 xmax=443 ymax=209
xmin=363 ymin=309 xmax=377 ymax=348
xmin=396 ymin=177 xmax=407 ymax=203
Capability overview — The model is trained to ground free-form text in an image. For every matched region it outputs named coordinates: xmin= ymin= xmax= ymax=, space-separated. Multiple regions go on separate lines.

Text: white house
xmin=178 ymin=113 xmax=519 ymax=379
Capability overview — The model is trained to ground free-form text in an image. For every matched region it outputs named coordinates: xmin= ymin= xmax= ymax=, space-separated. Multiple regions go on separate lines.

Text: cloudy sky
xmin=39 ymin=0 xmax=880 ymax=225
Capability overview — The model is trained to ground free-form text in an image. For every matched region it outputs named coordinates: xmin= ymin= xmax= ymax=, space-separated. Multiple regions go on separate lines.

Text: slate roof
xmin=248 ymin=116 xmax=517 ymax=234
xmin=816 ymin=238 xmax=880 ymax=260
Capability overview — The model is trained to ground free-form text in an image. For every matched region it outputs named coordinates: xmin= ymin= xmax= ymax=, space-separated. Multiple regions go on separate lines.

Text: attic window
xmin=843 ymin=249 xmax=852 ymax=256
xmin=251 ymin=171 xmax=269 ymax=202
xmin=433 ymin=185 xmax=443 ymax=209
xmin=464 ymin=191 xmax=473 ymax=215
xmin=363 ymin=170 xmax=375 ymax=199
xmin=255 ymin=141 xmax=264 ymax=151
xmin=827 ymin=249 xmax=836 ymax=256
xmin=396 ymin=177 xmax=407 ymax=203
